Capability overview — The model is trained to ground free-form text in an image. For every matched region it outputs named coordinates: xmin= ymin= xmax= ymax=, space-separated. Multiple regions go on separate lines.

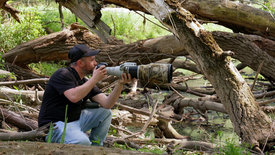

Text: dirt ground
xmin=0 ymin=141 xmax=153 ymax=155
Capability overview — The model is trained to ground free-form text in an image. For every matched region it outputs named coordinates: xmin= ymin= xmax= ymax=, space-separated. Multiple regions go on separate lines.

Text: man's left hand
xmin=119 ymin=73 xmax=134 ymax=85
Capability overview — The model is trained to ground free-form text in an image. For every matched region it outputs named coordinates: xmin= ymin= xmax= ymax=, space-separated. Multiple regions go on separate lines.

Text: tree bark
xmin=103 ymin=0 xmax=275 ymax=40
xmin=134 ymin=0 xmax=274 ymax=150
xmin=0 ymin=0 xmax=21 ymax=23
xmin=2 ymin=24 xmax=185 ymax=67
xmin=3 ymin=26 xmax=275 ymax=81
xmin=0 ymin=123 xmax=49 ymax=141
xmin=56 ymin=0 xmax=112 ymax=43
xmin=0 ymin=108 xmax=38 ymax=131
xmin=213 ymin=31 xmax=275 ymax=82
xmin=0 ymin=87 xmax=43 ymax=104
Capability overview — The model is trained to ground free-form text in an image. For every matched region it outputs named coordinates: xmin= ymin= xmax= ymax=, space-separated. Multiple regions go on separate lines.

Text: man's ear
xmin=76 ymin=59 xmax=84 ymax=67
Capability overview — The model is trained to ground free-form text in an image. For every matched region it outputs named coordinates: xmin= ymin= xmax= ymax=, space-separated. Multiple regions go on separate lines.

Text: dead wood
xmin=106 ymin=137 xmax=217 ymax=152
xmin=0 ymin=87 xmax=43 ymax=105
xmin=171 ymin=98 xmax=226 ymax=114
xmin=115 ymin=103 xmax=188 ymax=139
xmin=158 ymin=58 xmax=202 ymax=74
xmin=0 ymin=0 xmax=20 ymax=23
xmin=0 ymin=123 xmax=49 ymax=141
xmin=213 ymin=31 xmax=275 ymax=82
xmin=0 ymin=69 xmax=11 ymax=76
xmin=254 ymin=90 xmax=275 ymax=99
xmin=56 ymin=0 xmax=112 ymax=43
xmin=4 ymin=28 xmax=275 ymax=82
xmin=0 ymin=99 xmax=39 ymax=114
xmin=5 ymin=62 xmax=47 ymax=80
xmin=157 ymin=120 xmax=190 ymax=139
xmin=261 ymin=106 xmax=275 ymax=113
xmin=133 ymin=1 xmax=274 ymax=148
xmin=0 ymin=107 xmax=37 ymax=131
xmin=258 ymin=98 xmax=275 ymax=106
xmin=104 ymin=0 xmax=275 ymax=40
xmin=116 ymin=103 xmax=176 ymax=122
xmin=0 ymin=141 xmax=151 ymax=155
xmin=155 ymin=83 xmax=215 ymax=96
xmin=112 ymin=109 xmax=158 ymax=127
xmin=2 ymin=25 xmax=184 ymax=67
xmin=0 ymin=78 xmax=49 ymax=87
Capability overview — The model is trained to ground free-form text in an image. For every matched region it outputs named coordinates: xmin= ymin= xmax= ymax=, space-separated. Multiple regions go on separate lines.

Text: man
xmin=38 ymin=44 xmax=132 ymax=146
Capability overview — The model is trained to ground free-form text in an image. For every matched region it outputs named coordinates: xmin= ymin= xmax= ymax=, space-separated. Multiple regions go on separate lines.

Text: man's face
xmin=80 ymin=56 xmax=97 ymax=74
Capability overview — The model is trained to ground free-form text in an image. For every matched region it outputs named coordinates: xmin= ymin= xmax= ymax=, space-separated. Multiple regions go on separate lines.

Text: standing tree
xmin=1 ymin=0 xmax=275 ymax=152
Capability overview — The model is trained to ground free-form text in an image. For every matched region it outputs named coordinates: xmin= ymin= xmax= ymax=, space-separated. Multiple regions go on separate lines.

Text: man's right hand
xmin=92 ymin=65 xmax=107 ymax=82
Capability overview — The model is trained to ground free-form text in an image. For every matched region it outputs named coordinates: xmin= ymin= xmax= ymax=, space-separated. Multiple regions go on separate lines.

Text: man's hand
xmin=92 ymin=66 xmax=107 ymax=82
xmin=118 ymin=73 xmax=134 ymax=85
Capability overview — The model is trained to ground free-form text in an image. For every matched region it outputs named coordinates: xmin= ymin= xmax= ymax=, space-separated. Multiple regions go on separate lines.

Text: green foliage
xmin=101 ymin=9 xmax=171 ymax=43
xmin=29 ymin=61 xmax=66 ymax=76
xmin=38 ymin=4 xmax=80 ymax=32
xmin=13 ymin=85 xmax=23 ymax=104
xmin=0 ymin=7 xmax=45 ymax=52
xmin=138 ymin=147 xmax=165 ymax=154
xmin=261 ymin=2 xmax=275 ymax=14
xmin=108 ymin=126 xmax=118 ymax=136
xmin=202 ymin=23 xmax=233 ymax=32
xmin=47 ymin=122 xmax=54 ymax=143
xmin=214 ymin=131 xmax=250 ymax=155
xmin=60 ymin=104 xmax=68 ymax=144
xmin=91 ymin=136 xmax=101 ymax=145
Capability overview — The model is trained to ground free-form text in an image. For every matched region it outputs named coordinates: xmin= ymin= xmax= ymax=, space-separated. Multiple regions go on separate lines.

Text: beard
xmin=82 ymin=64 xmax=94 ymax=75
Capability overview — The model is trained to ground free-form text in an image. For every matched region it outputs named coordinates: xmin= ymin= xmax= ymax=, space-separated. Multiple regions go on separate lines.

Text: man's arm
xmin=64 ymin=66 xmax=106 ymax=103
xmin=92 ymin=73 xmax=132 ymax=109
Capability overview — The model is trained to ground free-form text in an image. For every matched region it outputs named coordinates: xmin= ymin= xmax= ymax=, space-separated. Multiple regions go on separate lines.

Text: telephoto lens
xmin=138 ymin=63 xmax=173 ymax=85
xmin=96 ymin=62 xmax=173 ymax=85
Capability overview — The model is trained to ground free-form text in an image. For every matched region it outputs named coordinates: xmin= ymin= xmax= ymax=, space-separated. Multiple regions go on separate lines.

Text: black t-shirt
xmin=38 ymin=67 xmax=102 ymax=127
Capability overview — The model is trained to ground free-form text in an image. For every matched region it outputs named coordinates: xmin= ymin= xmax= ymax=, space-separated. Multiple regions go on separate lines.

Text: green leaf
xmin=47 ymin=122 xmax=54 ymax=143
xmin=60 ymin=104 xmax=68 ymax=144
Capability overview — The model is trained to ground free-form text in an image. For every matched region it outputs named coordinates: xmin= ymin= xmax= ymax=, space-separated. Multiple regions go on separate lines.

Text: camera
xmin=96 ymin=62 xmax=173 ymax=85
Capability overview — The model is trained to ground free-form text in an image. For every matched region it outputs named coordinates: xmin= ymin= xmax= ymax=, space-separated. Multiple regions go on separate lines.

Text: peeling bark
xmin=3 ymin=26 xmax=275 ymax=81
xmin=2 ymin=24 xmax=185 ymax=67
xmin=134 ymin=0 xmax=274 ymax=149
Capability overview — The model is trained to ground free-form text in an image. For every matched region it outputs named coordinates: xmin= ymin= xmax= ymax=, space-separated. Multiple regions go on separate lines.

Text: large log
xmin=0 ymin=108 xmax=38 ymax=130
xmin=0 ymin=87 xmax=44 ymax=104
xmin=56 ymin=0 xmax=112 ymax=43
xmin=0 ymin=123 xmax=49 ymax=141
xmin=103 ymin=0 xmax=275 ymax=40
xmin=2 ymin=24 xmax=185 ymax=67
xmin=134 ymin=0 xmax=274 ymax=150
xmin=3 ymin=25 xmax=275 ymax=81
xmin=213 ymin=31 xmax=275 ymax=82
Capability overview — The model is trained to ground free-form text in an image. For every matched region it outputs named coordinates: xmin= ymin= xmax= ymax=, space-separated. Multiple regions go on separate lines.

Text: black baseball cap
xmin=68 ymin=44 xmax=100 ymax=63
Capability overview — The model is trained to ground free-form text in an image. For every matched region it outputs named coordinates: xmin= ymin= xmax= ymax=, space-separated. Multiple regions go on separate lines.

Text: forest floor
xmin=0 ymin=141 xmax=154 ymax=155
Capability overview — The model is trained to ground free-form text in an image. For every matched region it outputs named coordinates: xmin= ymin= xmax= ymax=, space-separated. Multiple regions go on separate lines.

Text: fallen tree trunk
xmin=107 ymin=137 xmax=217 ymax=152
xmin=104 ymin=0 xmax=275 ymax=40
xmin=0 ymin=123 xmax=49 ymax=141
xmin=2 ymin=24 xmax=184 ymax=67
xmin=0 ymin=108 xmax=38 ymax=131
xmin=213 ymin=31 xmax=275 ymax=82
xmin=135 ymin=0 xmax=274 ymax=151
xmin=0 ymin=78 xmax=49 ymax=87
xmin=3 ymin=27 xmax=275 ymax=81
xmin=0 ymin=87 xmax=44 ymax=104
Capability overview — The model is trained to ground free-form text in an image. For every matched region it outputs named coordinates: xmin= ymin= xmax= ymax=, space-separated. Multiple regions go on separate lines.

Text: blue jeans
xmin=46 ymin=108 xmax=112 ymax=146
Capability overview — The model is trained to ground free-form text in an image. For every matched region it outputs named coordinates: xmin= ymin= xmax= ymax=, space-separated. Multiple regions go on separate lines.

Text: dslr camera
xmin=97 ymin=62 xmax=173 ymax=85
